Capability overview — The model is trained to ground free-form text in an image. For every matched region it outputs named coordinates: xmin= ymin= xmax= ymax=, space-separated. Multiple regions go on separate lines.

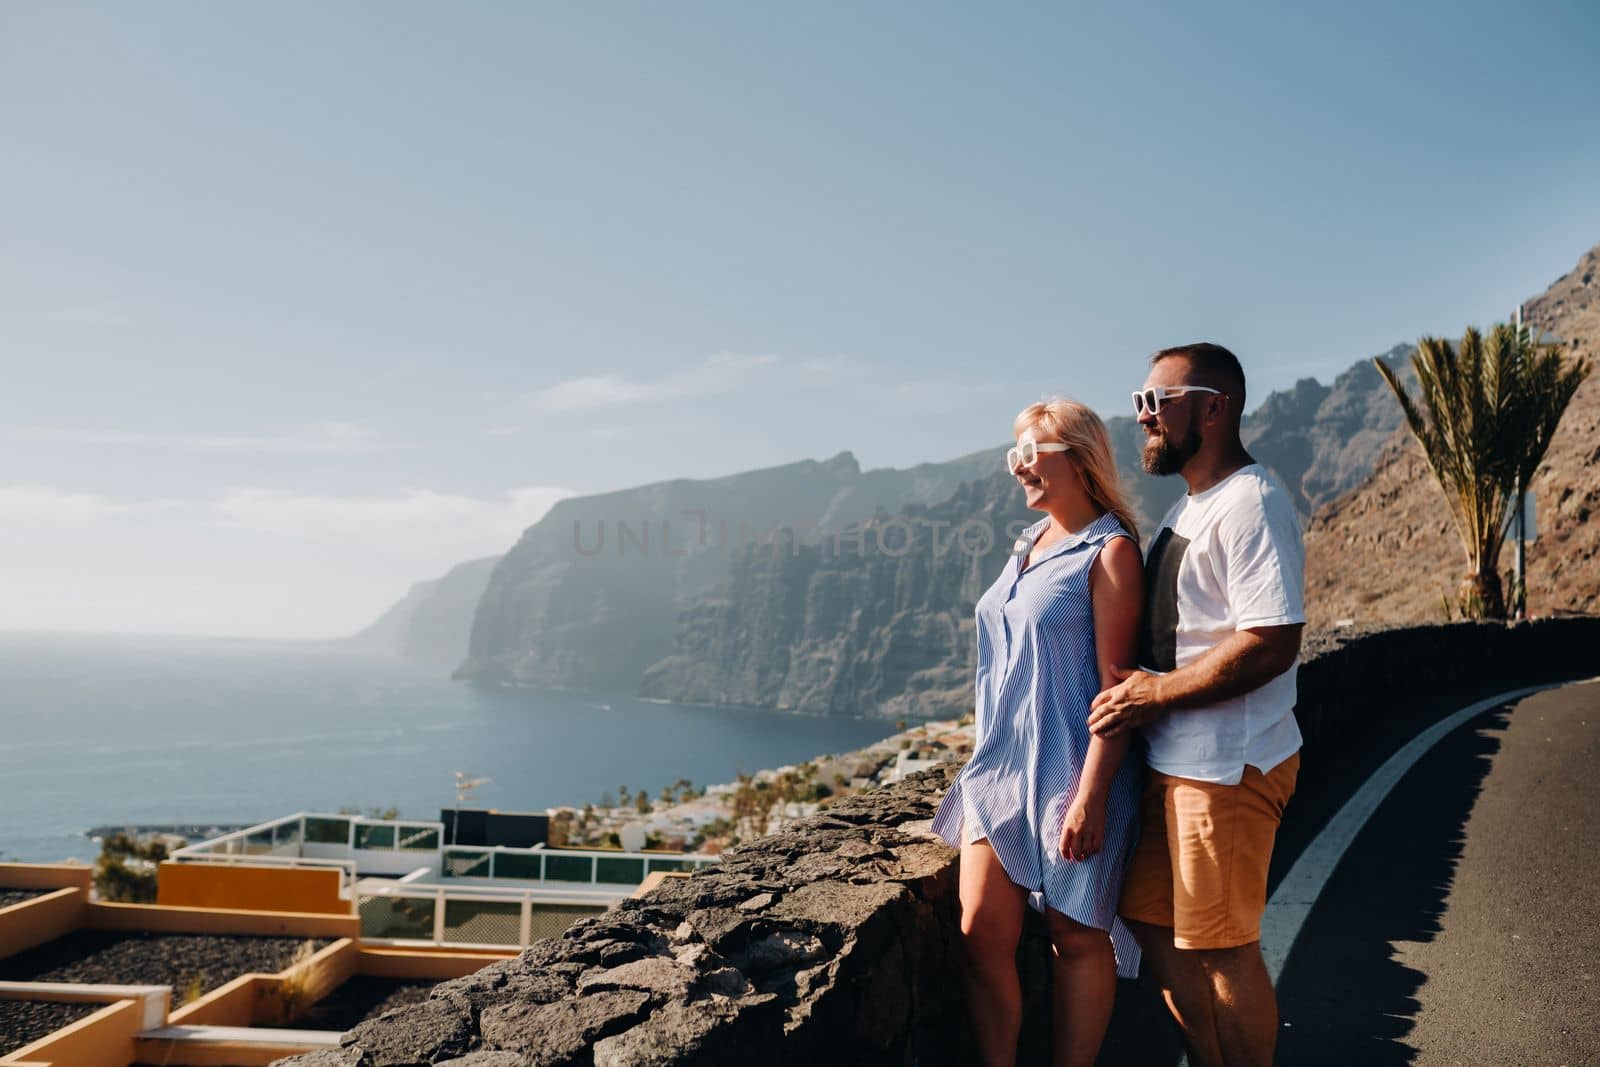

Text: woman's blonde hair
xmin=1013 ymin=398 xmax=1140 ymax=545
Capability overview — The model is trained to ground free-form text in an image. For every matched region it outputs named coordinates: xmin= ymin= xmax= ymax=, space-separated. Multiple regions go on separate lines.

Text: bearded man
xmin=1088 ymin=342 xmax=1305 ymax=1067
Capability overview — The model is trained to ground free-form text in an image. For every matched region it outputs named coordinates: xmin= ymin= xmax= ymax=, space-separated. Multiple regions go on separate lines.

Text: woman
xmin=931 ymin=398 xmax=1145 ymax=1067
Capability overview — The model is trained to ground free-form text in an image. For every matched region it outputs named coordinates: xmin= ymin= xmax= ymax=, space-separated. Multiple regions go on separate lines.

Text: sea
xmin=0 ymin=631 xmax=897 ymax=864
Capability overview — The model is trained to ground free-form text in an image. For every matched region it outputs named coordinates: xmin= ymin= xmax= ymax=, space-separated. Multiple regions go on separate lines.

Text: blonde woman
xmin=931 ymin=398 xmax=1144 ymax=1067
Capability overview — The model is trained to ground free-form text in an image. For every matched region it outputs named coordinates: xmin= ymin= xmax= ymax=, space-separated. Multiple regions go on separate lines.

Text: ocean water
xmin=0 ymin=632 xmax=897 ymax=864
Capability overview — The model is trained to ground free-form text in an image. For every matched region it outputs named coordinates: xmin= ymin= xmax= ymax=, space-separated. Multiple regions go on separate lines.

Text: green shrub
xmin=93 ymin=831 xmax=170 ymax=903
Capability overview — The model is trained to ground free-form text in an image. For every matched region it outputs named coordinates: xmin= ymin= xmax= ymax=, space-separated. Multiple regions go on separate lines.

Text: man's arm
xmin=1086 ymin=623 xmax=1302 ymax=738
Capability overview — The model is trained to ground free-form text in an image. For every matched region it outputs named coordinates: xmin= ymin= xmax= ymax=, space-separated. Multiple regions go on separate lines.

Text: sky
xmin=3 ymin=1 xmax=1598 ymax=638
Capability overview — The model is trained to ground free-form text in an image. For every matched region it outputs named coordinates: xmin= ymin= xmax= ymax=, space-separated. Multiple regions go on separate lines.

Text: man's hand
xmin=1087 ymin=664 xmax=1164 ymax=738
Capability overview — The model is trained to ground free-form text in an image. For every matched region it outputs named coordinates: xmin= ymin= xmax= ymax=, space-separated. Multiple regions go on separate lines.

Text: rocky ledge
xmin=276 ymin=766 xmax=965 ymax=1067
xmin=276 ymin=616 xmax=1600 ymax=1067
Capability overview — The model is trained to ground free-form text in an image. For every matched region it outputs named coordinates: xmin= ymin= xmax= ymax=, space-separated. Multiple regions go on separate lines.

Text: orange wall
xmin=88 ymin=900 xmax=359 ymax=939
xmin=156 ymin=862 xmax=348 ymax=915
xmin=357 ymin=945 xmax=514 ymax=979
xmin=0 ymin=998 xmax=142 ymax=1067
xmin=165 ymin=972 xmax=271 ymax=1028
xmin=0 ymin=864 xmax=92 ymax=893
xmin=0 ymin=888 xmax=89 ymax=961
xmin=130 ymin=1032 xmax=332 ymax=1066
xmin=168 ymin=939 xmax=360 ymax=1028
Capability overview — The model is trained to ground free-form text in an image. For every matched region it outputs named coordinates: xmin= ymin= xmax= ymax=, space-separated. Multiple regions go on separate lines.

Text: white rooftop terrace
xmin=171 ymin=812 xmax=719 ymax=949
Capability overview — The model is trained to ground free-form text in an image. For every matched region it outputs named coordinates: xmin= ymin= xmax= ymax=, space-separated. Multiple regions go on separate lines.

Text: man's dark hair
xmin=1151 ymin=342 xmax=1246 ymax=418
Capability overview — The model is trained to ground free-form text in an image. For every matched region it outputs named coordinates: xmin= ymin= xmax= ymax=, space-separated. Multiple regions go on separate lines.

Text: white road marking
xmin=1261 ymin=679 xmax=1590 ymax=983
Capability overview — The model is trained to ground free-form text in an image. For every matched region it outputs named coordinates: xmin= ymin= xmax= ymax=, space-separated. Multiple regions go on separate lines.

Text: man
xmin=1088 ymin=343 xmax=1304 ymax=1067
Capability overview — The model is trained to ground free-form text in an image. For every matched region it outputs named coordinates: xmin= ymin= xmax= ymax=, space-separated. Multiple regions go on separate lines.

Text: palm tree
xmin=1376 ymin=323 xmax=1588 ymax=618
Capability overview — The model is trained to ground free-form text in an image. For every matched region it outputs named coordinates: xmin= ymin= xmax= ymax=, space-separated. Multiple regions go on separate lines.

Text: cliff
xmin=424 ymin=325 xmax=1448 ymax=710
xmin=274 ymin=618 xmax=1600 ymax=1067
xmin=638 ymin=354 xmax=1423 ymax=715
xmin=638 ymin=473 xmax=1033 ymax=718
xmin=453 ymin=451 xmax=998 ymax=691
xmin=1304 ymin=241 xmax=1600 ymax=626
xmin=1239 ymin=346 xmax=1415 ymax=517
xmin=342 ymin=556 xmax=501 ymax=668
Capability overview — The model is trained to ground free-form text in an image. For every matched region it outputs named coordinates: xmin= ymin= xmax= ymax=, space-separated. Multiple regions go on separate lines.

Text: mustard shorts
xmin=1118 ymin=752 xmax=1299 ymax=950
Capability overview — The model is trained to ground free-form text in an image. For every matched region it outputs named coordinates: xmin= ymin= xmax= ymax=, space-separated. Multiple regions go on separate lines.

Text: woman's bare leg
xmin=1045 ymin=909 xmax=1116 ymax=1067
xmin=959 ymin=839 xmax=1027 ymax=1066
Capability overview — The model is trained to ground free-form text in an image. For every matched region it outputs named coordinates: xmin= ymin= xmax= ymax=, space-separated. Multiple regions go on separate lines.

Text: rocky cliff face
xmin=271 ymin=619 xmax=1600 ymax=1067
xmin=343 ymin=556 xmax=500 ymax=668
xmin=1305 ymin=242 xmax=1600 ymax=626
xmin=454 ymin=451 xmax=999 ymax=691
xmin=639 ymin=474 xmax=1034 ymax=718
xmin=1241 ymin=346 xmax=1416 ymax=517
xmin=400 ymin=557 xmax=502 ymax=666
xmin=638 ymin=354 xmax=1421 ymax=716
xmin=436 ymin=328 xmax=1447 ymax=710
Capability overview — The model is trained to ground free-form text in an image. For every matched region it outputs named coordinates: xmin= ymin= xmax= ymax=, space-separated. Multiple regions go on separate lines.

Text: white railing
xmin=170 ymin=813 xmax=306 ymax=859
xmin=171 ymin=812 xmax=444 ymax=889
xmin=355 ymin=881 xmax=617 ymax=949
xmin=166 ymin=851 xmax=361 ymax=895
xmin=439 ymin=843 xmax=718 ymax=887
xmin=175 ymin=812 xmax=444 ymax=857
xmin=172 ymin=812 xmax=720 ymax=896
xmin=173 ymin=813 xmax=442 ymax=869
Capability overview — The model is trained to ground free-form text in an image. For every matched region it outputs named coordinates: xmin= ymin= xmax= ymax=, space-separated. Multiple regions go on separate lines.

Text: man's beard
xmin=1141 ymin=425 xmax=1201 ymax=476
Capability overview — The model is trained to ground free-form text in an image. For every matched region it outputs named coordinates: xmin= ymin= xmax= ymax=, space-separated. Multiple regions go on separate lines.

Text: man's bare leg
xmin=1125 ymin=918 xmax=1224 ymax=1067
xmin=1196 ymin=942 xmax=1276 ymax=1067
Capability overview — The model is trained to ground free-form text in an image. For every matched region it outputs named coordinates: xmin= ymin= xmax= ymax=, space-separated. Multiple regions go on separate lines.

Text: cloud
xmin=11 ymin=422 xmax=386 ymax=455
xmin=44 ymin=302 xmax=131 ymax=327
xmin=0 ymin=484 xmax=175 ymax=524
xmin=526 ymin=353 xmax=780 ymax=414
xmin=211 ymin=486 xmax=571 ymax=545
xmin=529 ymin=373 xmax=657 ymax=413
xmin=0 ymin=484 xmax=574 ymax=638
xmin=793 ymin=355 xmax=861 ymax=385
xmin=888 ymin=376 xmax=1011 ymax=414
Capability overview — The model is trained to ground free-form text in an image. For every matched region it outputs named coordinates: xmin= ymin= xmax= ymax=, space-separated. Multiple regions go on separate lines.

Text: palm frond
xmin=1375 ymin=321 xmax=1589 ymax=618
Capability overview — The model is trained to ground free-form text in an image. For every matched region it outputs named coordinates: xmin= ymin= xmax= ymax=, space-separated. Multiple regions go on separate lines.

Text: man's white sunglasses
xmin=1132 ymin=385 xmax=1221 ymax=416
xmin=1006 ymin=438 xmax=1070 ymax=473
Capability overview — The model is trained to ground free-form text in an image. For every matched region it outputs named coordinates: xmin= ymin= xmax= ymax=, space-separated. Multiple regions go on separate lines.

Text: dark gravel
xmin=294 ymin=977 xmax=435 ymax=1031
xmin=0 ymin=931 xmax=327 ymax=998
xmin=0 ymin=1000 xmax=101 ymax=1056
xmin=0 ymin=889 xmax=47 ymax=910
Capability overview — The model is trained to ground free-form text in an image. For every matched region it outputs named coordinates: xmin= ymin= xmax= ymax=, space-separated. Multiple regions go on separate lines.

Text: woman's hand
xmin=1059 ymin=793 xmax=1106 ymax=862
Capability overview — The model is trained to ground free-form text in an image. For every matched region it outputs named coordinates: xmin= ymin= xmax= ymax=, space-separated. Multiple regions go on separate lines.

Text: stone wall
xmin=1295 ymin=618 xmax=1600 ymax=758
xmin=279 ymin=771 xmax=969 ymax=1067
xmin=276 ymin=617 xmax=1600 ymax=1067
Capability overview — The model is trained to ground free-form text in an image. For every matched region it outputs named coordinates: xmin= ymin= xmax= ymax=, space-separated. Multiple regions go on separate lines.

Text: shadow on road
xmin=1271 ymin=706 xmax=1508 ymax=1065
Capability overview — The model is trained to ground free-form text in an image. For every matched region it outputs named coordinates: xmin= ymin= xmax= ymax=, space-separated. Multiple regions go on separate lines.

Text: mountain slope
xmin=639 ymin=471 xmax=1035 ymax=717
xmin=454 ymin=450 xmax=1000 ymax=690
xmin=399 ymin=557 xmax=501 ymax=666
xmin=376 ymin=328 xmax=1448 ymax=707
xmin=637 ymin=348 xmax=1424 ymax=715
xmin=1304 ymin=242 xmax=1600 ymax=626
xmin=343 ymin=556 xmax=500 ymax=667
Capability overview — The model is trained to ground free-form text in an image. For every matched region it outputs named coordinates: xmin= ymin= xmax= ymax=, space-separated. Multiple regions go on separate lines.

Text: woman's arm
xmin=1060 ymin=535 xmax=1144 ymax=860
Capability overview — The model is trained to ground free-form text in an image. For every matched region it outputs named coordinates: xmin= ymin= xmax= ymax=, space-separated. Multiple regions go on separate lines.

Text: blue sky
xmin=3 ymin=1 xmax=1597 ymax=637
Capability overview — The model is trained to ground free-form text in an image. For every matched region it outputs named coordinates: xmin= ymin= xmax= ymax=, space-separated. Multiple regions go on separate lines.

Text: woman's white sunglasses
xmin=1132 ymin=385 xmax=1221 ymax=416
xmin=1006 ymin=438 xmax=1070 ymax=473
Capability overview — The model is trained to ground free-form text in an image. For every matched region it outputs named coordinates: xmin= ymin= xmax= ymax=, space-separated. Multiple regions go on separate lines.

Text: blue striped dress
xmin=932 ymin=510 xmax=1143 ymax=978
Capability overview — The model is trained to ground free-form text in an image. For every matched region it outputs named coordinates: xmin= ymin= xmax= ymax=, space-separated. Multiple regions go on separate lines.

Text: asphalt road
xmin=1275 ymin=679 xmax=1600 ymax=1065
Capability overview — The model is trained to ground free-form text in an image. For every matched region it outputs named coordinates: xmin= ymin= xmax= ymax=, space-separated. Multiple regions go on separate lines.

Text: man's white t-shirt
xmin=1138 ymin=463 xmax=1304 ymax=785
